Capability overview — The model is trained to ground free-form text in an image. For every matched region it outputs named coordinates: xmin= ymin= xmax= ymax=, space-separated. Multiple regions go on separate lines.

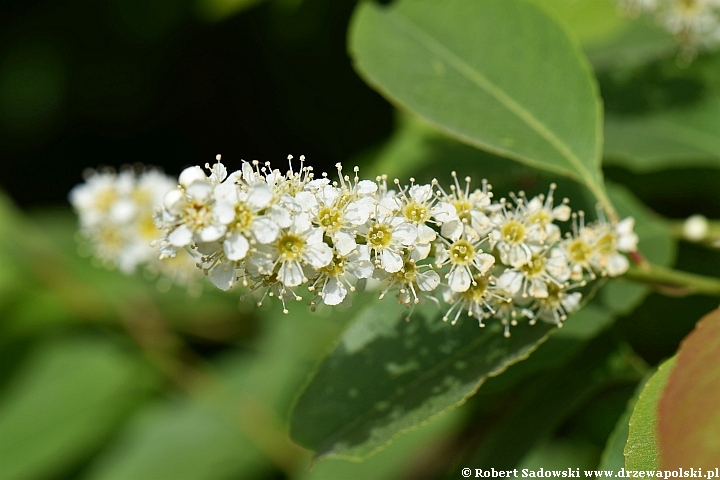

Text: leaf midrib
xmin=384 ymin=8 xmax=597 ymax=185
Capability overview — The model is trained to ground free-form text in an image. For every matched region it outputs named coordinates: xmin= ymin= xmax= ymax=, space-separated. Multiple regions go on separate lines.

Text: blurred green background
xmin=2 ymin=0 xmax=720 ymax=478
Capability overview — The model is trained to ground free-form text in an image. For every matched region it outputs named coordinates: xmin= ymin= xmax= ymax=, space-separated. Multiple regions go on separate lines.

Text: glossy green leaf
xmin=604 ymin=104 xmax=720 ymax=172
xmin=598 ymin=374 xmax=651 ymax=471
xmin=459 ymin=335 xmax=635 ymax=470
xmin=658 ymin=308 xmax=720 ymax=468
xmin=349 ymin=0 xmax=610 ymax=206
xmin=0 ymin=336 xmax=156 ymax=479
xmin=290 ymin=300 xmax=555 ymax=460
xmin=625 ymin=357 xmax=676 ymax=469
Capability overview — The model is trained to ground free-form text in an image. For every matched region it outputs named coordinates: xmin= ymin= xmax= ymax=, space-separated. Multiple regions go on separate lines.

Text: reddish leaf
xmin=659 ymin=308 xmax=720 ymax=468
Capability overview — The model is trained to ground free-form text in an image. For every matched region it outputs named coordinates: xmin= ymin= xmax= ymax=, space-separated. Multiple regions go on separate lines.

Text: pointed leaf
xmin=289 ymin=300 xmax=554 ymax=460
xmin=625 ymin=357 xmax=676 ymax=469
xmin=659 ymin=308 xmax=720 ymax=468
xmin=349 ymin=0 xmax=609 ymax=205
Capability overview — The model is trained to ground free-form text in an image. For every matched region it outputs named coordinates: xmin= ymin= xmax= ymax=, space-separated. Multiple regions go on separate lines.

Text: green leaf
xmin=298 ymin=409 xmax=462 ymax=480
xmin=85 ymin=306 xmax=345 ymax=480
xmin=625 ymin=357 xmax=677 ymax=469
xmin=82 ymin=399 xmax=270 ymax=480
xmin=658 ymin=308 xmax=720 ymax=468
xmin=599 ymin=374 xmax=651 ymax=471
xmin=604 ymin=103 xmax=720 ymax=172
xmin=459 ymin=335 xmax=634 ymax=470
xmin=289 ymin=300 xmax=555 ymax=461
xmin=0 ymin=336 xmax=156 ymax=479
xmin=349 ymin=0 xmax=611 ymax=208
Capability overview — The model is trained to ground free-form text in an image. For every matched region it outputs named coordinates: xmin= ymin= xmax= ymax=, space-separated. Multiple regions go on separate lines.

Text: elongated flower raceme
xmin=69 ymin=166 xmax=203 ymax=294
xmin=151 ymin=156 xmax=638 ymax=336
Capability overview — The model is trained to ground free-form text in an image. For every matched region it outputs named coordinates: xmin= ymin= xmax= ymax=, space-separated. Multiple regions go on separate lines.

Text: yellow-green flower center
xmin=568 ymin=238 xmax=592 ymax=264
xmin=461 ymin=275 xmax=489 ymax=302
xmin=449 ymin=239 xmax=475 ymax=266
xmin=318 ymin=206 xmax=343 ymax=232
xmin=501 ymin=220 xmax=526 ymax=245
xmin=529 ymin=210 xmax=550 ymax=226
xmin=322 ymin=255 xmax=346 ymax=277
xmin=393 ymin=260 xmax=418 ymax=283
xmin=403 ymin=202 xmax=429 ymax=224
xmin=234 ymin=202 xmax=254 ymax=231
xmin=277 ymin=234 xmax=305 ymax=261
xmin=368 ymin=225 xmax=392 ymax=249
xmin=595 ymin=232 xmax=617 ymax=256
xmin=185 ymin=203 xmax=211 ymax=228
xmin=453 ymin=199 xmax=472 ymax=222
xmin=521 ymin=254 xmax=546 ymax=278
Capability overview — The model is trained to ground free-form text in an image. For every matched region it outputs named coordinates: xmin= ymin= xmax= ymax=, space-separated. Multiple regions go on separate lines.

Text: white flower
xmin=490 ymin=199 xmax=546 ymax=268
xmin=364 ymin=215 xmax=417 ymax=274
xmin=435 ymin=234 xmax=495 ymax=292
xmin=497 ymin=248 xmax=570 ymax=299
xmin=310 ymin=245 xmax=374 ymax=306
xmin=436 ymin=172 xmax=492 ymax=241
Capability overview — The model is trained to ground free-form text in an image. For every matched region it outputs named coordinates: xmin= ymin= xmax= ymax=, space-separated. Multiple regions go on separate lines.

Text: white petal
xmin=241 ymin=162 xmax=256 ymax=183
xmin=269 ymin=206 xmax=292 ymax=228
xmin=278 ymin=261 xmax=304 ymax=287
xmin=209 ymin=162 xmax=227 ymax=183
xmin=617 ymin=232 xmax=639 ymax=252
xmin=208 ymin=261 xmax=236 ymax=290
xmin=528 ymin=279 xmax=548 ymax=298
xmin=431 ymin=202 xmax=457 ymax=223
xmin=393 ymin=222 xmax=417 ymax=245
xmin=416 ymin=270 xmax=440 ymax=292
xmin=179 ymin=166 xmax=206 ymax=187
xmin=440 ymin=220 xmax=464 ymax=241
xmin=416 ymin=223 xmax=437 ymax=244
xmin=345 ymin=198 xmax=374 ymax=225
xmin=448 ymin=267 xmax=471 ymax=292
xmin=185 ymin=180 xmax=213 ymax=202
xmin=606 ymin=254 xmax=629 ymax=277
xmin=616 ymin=217 xmax=635 ymax=235
xmin=411 ymin=243 xmax=431 ymax=261
xmin=213 ymin=200 xmax=237 ymax=225
xmin=198 ymin=224 xmax=226 ymax=243
xmin=498 ymin=271 xmax=523 ymax=294
xmin=294 ymin=191 xmax=318 ymax=211
xmin=322 ymin=280 xmax=347 ymax=306
xmin=252 ymin=218 xmax=280 ymax=244
xmin=562 ymin=292 xmax=583 ymax=313
xmin=552 ymin=204 xmax=571 ymax=222
xmin=434 ymin=243 xmax=449 ymax=265
xmin=168 ymin=225 xmax=193 ymax=247
xmin=333 ymin=231 xmax=357 ymax=256
xmin=223 ymin=233 xmax=249 ymax=261
xmin=475 ymin=253 xmax=495 ymax=274
xmin=291 ymin=213 xmax=312 ymax=233
xmin=304 ymin=242 xmax=333 ymax=268
xmin=356 ymin=180 xmax=378 ymax=195
xmin=381 ymin=249 xmax=403 ymax=273
xmin=409 ymin=184 xmax=433 ymax=203
xmin=163 ymin=188 xmax=185 ymax=215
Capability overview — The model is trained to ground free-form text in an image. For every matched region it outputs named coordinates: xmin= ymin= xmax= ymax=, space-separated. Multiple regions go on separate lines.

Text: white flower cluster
xmin=618 ymin=0 xmax=720 ymax=51
xmin=69 ymin=167 xmax=203 ymax=293
xmin=156 ymin=156 xmax=639 ymax=336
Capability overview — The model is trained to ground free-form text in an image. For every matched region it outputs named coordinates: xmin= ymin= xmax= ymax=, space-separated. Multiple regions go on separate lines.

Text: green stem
xmin=666 ymin=218 xmax=720 ymax=245
xmin=624 ymin=264 xmax=720 ymax=297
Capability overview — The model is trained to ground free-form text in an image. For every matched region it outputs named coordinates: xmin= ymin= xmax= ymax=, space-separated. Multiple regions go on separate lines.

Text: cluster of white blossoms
xmin=618 ymin=0 xmax=720 ymax=51
xmin=69 ymin=167 xmax=203 ymax=293
xmin=155 ymin=156 xmax=639 ymax=336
